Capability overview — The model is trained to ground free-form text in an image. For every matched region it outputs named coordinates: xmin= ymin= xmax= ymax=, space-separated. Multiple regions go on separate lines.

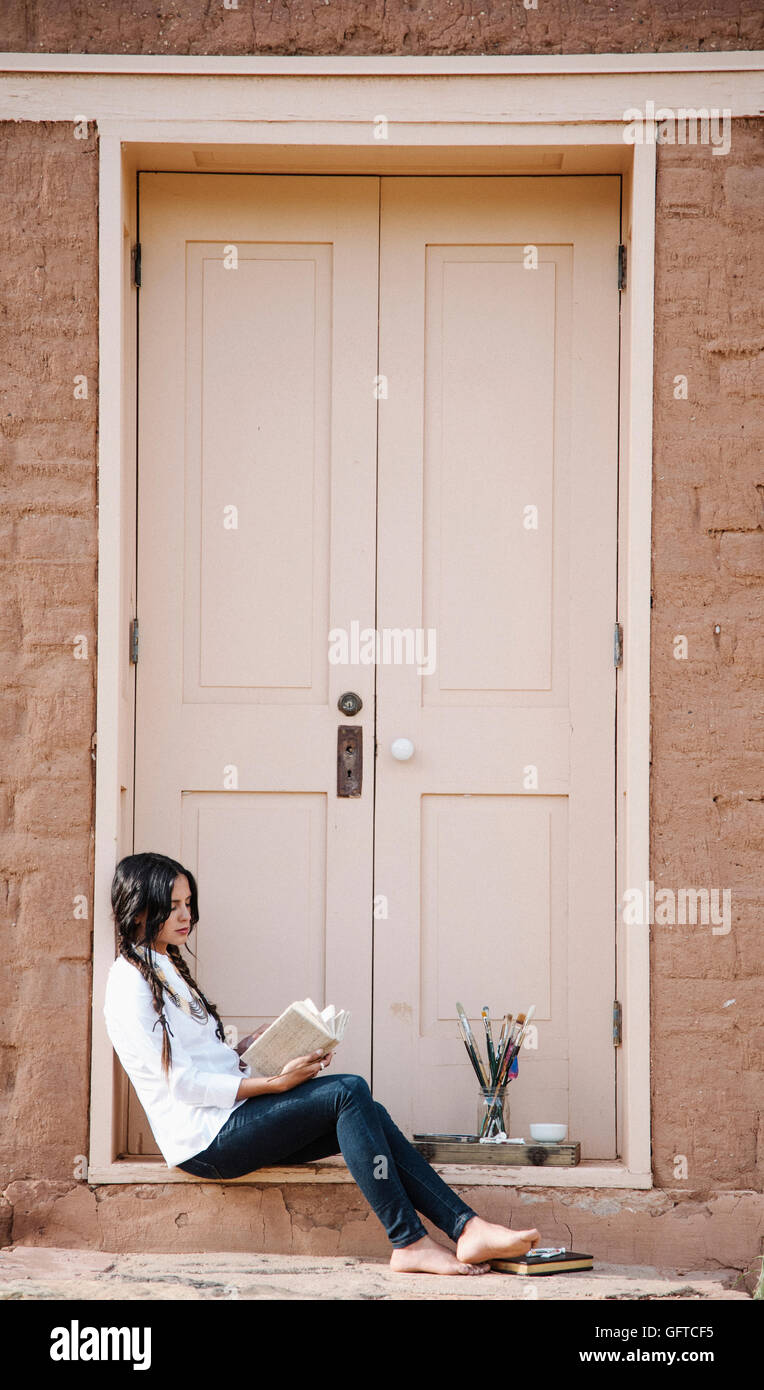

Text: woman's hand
xmin=234 ymin=1048 xmax=336 ymax=1101
xmin=269 ymin=1049 xmax=335 ymax=1093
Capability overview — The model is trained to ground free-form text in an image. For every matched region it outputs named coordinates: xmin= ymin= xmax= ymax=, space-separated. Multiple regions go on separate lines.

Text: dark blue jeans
xmin=177 ymin=1072 xmax=478 ymax=1250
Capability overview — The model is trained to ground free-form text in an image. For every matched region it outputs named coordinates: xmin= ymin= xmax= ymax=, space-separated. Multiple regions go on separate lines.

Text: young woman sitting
xmin=104 ymin=851 xmax=540 ymax=1276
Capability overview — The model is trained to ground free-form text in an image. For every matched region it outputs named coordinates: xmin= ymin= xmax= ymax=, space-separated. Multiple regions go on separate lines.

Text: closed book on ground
xmin=490 ymin=1250 xmax=593 ymax=1275
xmin=240 ymin=999 xmax=350 ymax=1077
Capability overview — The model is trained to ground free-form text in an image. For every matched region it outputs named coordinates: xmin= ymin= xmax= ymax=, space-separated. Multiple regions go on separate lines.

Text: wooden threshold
xmin=88 ymin=1157 xmax=652 ymax=1188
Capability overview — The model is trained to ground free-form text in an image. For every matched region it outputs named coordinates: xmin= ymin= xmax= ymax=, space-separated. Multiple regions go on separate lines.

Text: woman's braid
xmin=166 ymin=944 xmax=227 ymax=1047
xmin=118 ymin=937 xmax=175 ymax=1077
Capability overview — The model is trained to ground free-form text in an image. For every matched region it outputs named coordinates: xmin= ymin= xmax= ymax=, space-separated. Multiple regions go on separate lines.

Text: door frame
xmin=72 ymin=66 xmax=666 ymax=1186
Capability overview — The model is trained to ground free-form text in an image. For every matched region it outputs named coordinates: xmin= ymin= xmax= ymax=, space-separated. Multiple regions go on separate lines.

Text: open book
xmin=240 ymin=999 xmax=350 ymax=1078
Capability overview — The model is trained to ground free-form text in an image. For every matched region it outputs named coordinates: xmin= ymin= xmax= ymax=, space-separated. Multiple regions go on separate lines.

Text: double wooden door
xmin=130 ymin=172 xmax=620 ymax=1157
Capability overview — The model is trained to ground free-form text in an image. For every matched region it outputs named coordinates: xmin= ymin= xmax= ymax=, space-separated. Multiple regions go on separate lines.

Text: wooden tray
xmin=412 ymin=1134 xmax=581 ymax=1166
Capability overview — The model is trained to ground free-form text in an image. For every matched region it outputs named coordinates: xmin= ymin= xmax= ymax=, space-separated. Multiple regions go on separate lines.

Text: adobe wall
xmin=649 ymin=119 xmax=764 ymax=1194
xmin=0 ymin=119 xmax=99 ymax=1195
xmin=1 ymin=1177 xmax=761 ymax=1291
xmin=0 ymin=0 xmax=760 ymax=56
xmin=0 ymin=1 xmax=761 ymax=1271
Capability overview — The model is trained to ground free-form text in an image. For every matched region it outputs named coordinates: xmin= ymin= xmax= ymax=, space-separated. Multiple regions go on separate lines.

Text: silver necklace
xmin=133 ymin=944 xmax=209 ymax=1025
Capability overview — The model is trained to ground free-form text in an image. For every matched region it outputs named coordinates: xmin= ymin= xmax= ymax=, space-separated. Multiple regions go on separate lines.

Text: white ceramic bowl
xmin=529 ymin=1123 xmax=567 ymax=1143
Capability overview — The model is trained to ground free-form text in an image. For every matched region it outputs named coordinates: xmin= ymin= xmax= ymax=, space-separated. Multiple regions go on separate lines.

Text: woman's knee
xmin=334 ymin=1075 xmax=389 ymax=1113
xmin=335 ymin=1072 xmax=373 ymax=1101
xmin=333 ymin=1075 xmax=394 ymax=1129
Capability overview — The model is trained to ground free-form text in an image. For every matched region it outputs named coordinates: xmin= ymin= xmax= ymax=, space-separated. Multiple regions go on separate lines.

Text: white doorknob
xmin=391 ymin=737 xmax=415 ymax=761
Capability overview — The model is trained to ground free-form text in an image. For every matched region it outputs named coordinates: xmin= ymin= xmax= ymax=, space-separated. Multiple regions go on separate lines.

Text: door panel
xmin=184 ymin=241 xmax=333 ymax=699
xmin=423 ymin=244 xmax=566 ymax=700
xmin=130 ymin=174 xmax=379 ymax=1154
xmin=373 ymin=178 xmax=620 ymax=1157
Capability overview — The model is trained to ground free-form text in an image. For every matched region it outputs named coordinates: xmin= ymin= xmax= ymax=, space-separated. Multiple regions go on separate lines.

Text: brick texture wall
xmin=650 ymin=117 xmax=764 ymax=1189
xmin=0 ymin=121 xmax=99 ymax=1191
xmin=0 ymin=0 xmax=762 ymax=55
xmin=0 ymin=99 xmax=761 ymax=1225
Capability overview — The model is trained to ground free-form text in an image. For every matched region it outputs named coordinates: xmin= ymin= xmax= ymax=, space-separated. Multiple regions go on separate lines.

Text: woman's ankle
xmin=459 ymin=1215 xmax=480 ymax=1236
xmin=395 ymin=1232 xmax=430 ymax=1251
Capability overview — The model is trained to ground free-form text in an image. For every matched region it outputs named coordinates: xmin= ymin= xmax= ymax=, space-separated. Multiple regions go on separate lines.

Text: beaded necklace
xmin=133 ymin=943 xmax=209 ymax=1025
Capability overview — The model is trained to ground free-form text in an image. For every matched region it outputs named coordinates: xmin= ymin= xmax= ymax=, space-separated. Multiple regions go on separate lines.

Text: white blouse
xmin=103 ymin=952 xmax=252 ymax=1169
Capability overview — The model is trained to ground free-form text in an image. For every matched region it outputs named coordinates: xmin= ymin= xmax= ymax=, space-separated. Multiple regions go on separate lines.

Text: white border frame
xmin=2 ymin=51 xmax=761 ymax=72
xmin=96 ymin=131 xmax=653 ymax=1188
xmin=6 ymin=52 xmax=757 ymax=1187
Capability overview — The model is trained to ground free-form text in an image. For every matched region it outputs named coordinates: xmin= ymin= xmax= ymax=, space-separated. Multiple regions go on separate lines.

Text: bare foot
xmin=390 ymin=1233 xmax=492 ymax=1276
xmin=456 ymin=1216 xmax=540 ymax=1265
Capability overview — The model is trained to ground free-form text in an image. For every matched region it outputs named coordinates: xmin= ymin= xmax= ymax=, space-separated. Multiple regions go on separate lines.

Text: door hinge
xmin=613 ymin=1000 xmax=622 ymax=1047
xmin=129 ymin=617 xmax=139 ymax=664
xmin=617 ymin=243 xmax=627 ymax=292
xmin=613 ymin=622 xmax=623 ymax=667
xmin=131 ymin=243 xmax=142 ymax=288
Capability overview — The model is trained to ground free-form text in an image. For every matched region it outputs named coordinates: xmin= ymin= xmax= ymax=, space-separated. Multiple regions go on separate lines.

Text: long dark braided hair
xmin=111 ymin=852 xmax=227 ymax=1078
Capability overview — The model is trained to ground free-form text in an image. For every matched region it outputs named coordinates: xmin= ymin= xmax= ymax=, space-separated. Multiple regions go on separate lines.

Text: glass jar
xmin=477 ymin=1085 xmax=509 ymax=1140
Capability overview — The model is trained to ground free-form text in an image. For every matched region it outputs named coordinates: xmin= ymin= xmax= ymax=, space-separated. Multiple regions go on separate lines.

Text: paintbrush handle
xmin=482 ymin=1008 xmax=497 ymax=1083
xmin=506 ymin=1037 xmax=522 ymax=1071
xmin=506 ymin=1006 xmax=536 ymax=1071
xmin=457 ymin=1020 xmax=487 ymax=1087
xmin=497 ymin=1018 xmax=520 ymax=1080
xmin=495 ymin=1015 xmax=512 ymax=1079
xmin=457 ymin=1003 xmax=488 ymax=1085
xmin=512 ymin=1005 xmax=536 ymax=1062
xmin=495 ymin=1025 xmax=513 ymax=1080
xmin=463 ymin=1041 xmax=485 ymax=1086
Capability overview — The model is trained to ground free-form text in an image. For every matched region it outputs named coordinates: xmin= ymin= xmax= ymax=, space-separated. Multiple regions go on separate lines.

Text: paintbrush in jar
xmin=495 ymin=1013 xmax=522 ymax=1086
xmin=480 ymin=1008 xmax=537 ymax=1137
xmin=478 ymin=1012 xmax=525 ymax=1138
xmin=456 ymin=1013 xmax=487 ymax=1087
xmin=496 ymin=1013 xmax=512 ymax=1073
xmin=494 ymin=1014 xmax=511 ymax=1081
xmin=456 ymin=1001 xmax=488 ymax=1086
xmin=482 ymin=1006 xmax=497 ymax=1083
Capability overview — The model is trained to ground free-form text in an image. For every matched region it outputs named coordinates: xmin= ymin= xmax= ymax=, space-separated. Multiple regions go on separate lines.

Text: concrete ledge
xmin=4 ymin=1178 xmax=761 ymax=1274
xmin=0 ymin=1246 xmax=751 ymax=1300
xmin=89 ymin=1157 xmax=653 ymax=1188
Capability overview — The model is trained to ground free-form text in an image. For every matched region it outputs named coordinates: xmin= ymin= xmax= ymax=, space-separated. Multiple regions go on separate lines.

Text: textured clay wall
xmin=1 ymin=0 xmax=762 ymax=54
xmin=0 ymin=122 xmax=99 ymax=1222
xmin=1 ymin=113 xmax=761 ymax=1261
xmin=649 ymin=119 xmax=764 ymax=1191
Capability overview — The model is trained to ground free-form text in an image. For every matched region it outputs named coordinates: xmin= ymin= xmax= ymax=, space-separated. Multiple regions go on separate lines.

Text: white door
xmin=131 ymin=174 xmax=379 ymax=1151
xmin=373 ymin=178 xmax=620 ymax=1158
